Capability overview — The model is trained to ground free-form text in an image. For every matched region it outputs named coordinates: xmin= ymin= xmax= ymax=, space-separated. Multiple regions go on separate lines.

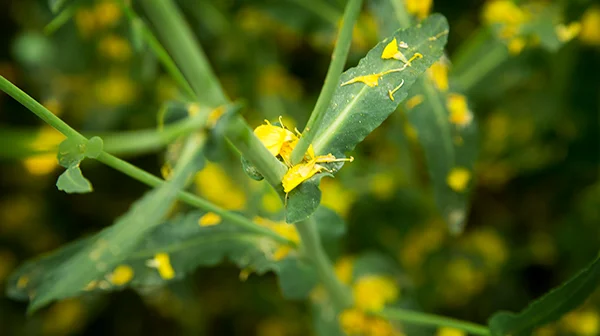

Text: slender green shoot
xmin=376 ymin=308 xmax=491 ymax=336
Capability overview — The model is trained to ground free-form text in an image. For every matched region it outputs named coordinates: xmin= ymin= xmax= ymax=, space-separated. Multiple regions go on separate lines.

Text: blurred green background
xmin=0 ymin=0 xmax=599 ymax=335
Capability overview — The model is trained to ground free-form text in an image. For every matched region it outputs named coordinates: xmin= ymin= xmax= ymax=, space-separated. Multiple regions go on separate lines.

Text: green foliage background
xmin=0 ymin=0 xmax=598 ymax=335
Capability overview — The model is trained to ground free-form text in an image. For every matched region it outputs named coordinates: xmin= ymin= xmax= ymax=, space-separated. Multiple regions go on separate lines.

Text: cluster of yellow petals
xmin=340 ymin=309 xmax=403 ymax=336
xmin=198 ymin=212 xmax=222 ymax=227
xmin=405 ymin=0 xmax=433 ymax=20
xmin=447 ymin=93 xmax=473 ymax=127
xmin=353 ymin=275 xmax=399 ymax=312
xmin=446 ymin=167 xmax=471 ymax=192
xmin=253 ymin=118 xmax=352 ymax=194
xmin=109 ymin=265 xmax=134 ymax=286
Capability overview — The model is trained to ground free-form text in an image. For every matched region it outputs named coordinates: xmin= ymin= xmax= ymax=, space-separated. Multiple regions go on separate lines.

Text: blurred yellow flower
xmin=321 ymin=178 xmax=356 ymax=218
xmin=98 ymin=34 xmax=132 ymax=61
xmin=483 ymin=0 xmax=528 ymax=39
xmin=95 ymin=74 xmax=137 ymax=106
xmin=254 ymin=218 xmax=299 ymax=261
xmin=195 ymin=162 xmax=246 ymax=210
xmin=508 ymin=37 xmax=527 ymax=55
xmin=556 ymin=22 xmax=582 ymax=43
xmin=261 ymin=191 xmax=282 ymax=213
xmin=399 ymin=222 xmax=445 ymax=269
xmin=466 ymin=229 xmax=508 ymax=269
xmin=199 ymin=212 xmax=222 ymax=227
xmin=370 ymin=172 xmax=396 ymax=200
xmin=339 ymin=308 xmax=402 ymax=336
xmin=447 ymin=94 xmax=473 ymax=127
xmin=75 ymin=9 xmax=96 ymax=38
xmin=561 ymin=310 xmax=600 ymax=336
xmin=109 ymin=264 xmax=134 ymax=285
xmin=23 ymin=154 xmax=59 ymax=176
xmin=436 ymin=327 xmax=466 ymax=336
xmin=580 ymin=7 xmax=600 ymax=45
xmin=94 ymin=0 xmax=122 ymax=29
xmin=405 ymin=0 xmax=432 ymax=19
xmin=440 ymin=258 xmax=485 ymax=305
xmin=405 ymin=95 xmax=424 ymax=110
xmin=148 ymin=253 xmax=175 ymax=280
xmin=428 ymin=60 xmax=449 ymax=92
xmin=446 ymin=168 xmax=471 ymax=192
xmin=352 ymin=275 xmax=399 ymax=312
xmin=334 ymin=256 xmax=355 ymax=284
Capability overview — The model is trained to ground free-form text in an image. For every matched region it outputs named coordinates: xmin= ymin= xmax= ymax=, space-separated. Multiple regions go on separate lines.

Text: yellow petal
xmin=352 ymin=275 xmax=399 ymax=312
xmin=282 ymin=160 xmax=321 ymax=193
xmin=508 ymin=37 xmax=527 ymax=55
xmin=406 ymin=0 xmax=432 ymax=19
xmin=405 ymin=95 xmax=424 ymax=109
xmin=152 ymin=253 xmax=175 ymax=280
xmin=436 ymin=327 xmax=467 ymax=336
xmin=580 ymin=7 xmax=600 ymax=45
xmin=110 ymin=265 xmax=134 ymax=285
xmin=198 ymin=212 xmax=222 ymax=226
xmin=447 ymin=93 xmax=473 ymax=127
xmin=341 ymin=74 xmax=382 ymax=87
xmin=381 ymin=38 xmax=399 ymax=59
xmin=556 ymin=22 xmax=581 ymax=42
xmin=447 ymin=168 xmax=471 ymax=192
xmin=428 ymin=61 xmax=449 ymax=91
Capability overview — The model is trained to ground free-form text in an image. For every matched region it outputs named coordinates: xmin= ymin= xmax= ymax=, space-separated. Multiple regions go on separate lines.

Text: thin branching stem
xmin=376 ymin=308 xmax=491 ymax=335
xmin=291 ymin=0 xmax=363 ymax=163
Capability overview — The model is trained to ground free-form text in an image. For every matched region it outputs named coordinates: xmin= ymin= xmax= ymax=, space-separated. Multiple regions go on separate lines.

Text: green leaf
xmin=370 ymin=2 xmax=478 ymax=233
xmin=48 ymin=0 xmax=71 ymax=14
xmin=6 ymin=210 xmax=318 ymax=304
xmin=285 ymin=14 xmax=449 ymax=223
xmin=241 ymin=156 xmax=264 ymax=181
xmin=85 ymin=136 xmax=104 ymax=158
xmin=311 ymin=14 xmax=448 ymax=157
xmin=56 ymin=166 xmax=93 ymax=194
xmin=57 ymin=138 xmax=85 ymax=168
xmin=15 ymin=137 xmax=205 ymax=313
xmin=488 ymin=253 xmax=600 ymax=336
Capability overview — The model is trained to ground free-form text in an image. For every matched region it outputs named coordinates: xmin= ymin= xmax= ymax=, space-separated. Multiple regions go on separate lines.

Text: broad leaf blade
xmin=56 ymin=166 xmax=93 ymax=193
xmin=17 ymin=138 xmax=205 ymax=313
xmin=312 ymin=14 xmax=448 ymax=156
xmin=286 ymin=14 xmax=449 ymax=223
xmin=370 ymin=1 xmax=478 ymax=233
xmin=488 ymin=254 xmax=600 ymax=336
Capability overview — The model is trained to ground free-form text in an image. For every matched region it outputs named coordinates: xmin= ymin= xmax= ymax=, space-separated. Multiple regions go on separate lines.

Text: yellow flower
xmin=321 ymin=178 xmax=356 ymax=218
xmin=334 ymin=256 xmax=355 ymax=284
xmin=440 ymin=258 xmax=485 ymax=305
xmin=94 ymin=0 xmax=122 ymax=29
xmin=483 ymin=0 xmax=528 ymax=27
xmin=428 ymin=60 xmax=449 ymax=91
xmin=75 ymin=8 xmax=96 ymax=38
xmin=109 ymin=265 xmax=134 ymax=285
xmin=508 ymin=37 xmax=527 ymax=55
xmin=98 ymin=34 xmax=132 ymax=61
xmin=580 ymin=6 xmax=600 ymax=45
xmin=467 ymin=230 xmax=508 ymax=269
xmin=405 ymin=95 xmax=424 ymax=109
xmin=556 ymin=22 xmax=582 ymax=42
xmin=261 ymin=191 xmax=282 ymax=213
xmin=399 ymin=222 xmax=445 ymax=269
xmin=447 ymin=93 xmax=473 ymax=127
xmin=199 ymin=212 xmax=222 ymax=226
xmin=195 ymin=162 xmax=246 ymax=210
xmin=148 ymin=253 xmax=175 ymax=280
xmin=339 ymin=308 xmax=402 ymax=336
xmin=405 ymin=0 xmax=432 ymax=19
xmin=446 ymin=168 xmax=471 ymax=192
xmin=254 ymin=120 xmax=297 ymax=157
xmin=381 ymin=38 xmax=405 ymax=60
xmin=95 ymin=74 xmax=137 ymax=106
xmin=436 ymin=327 xmax=466 ymax=336
xmin=282 ymin=154 xmax=352 ymax=193
xmin=23 ymin=154 xmax=59 ymax=176
xmin=352 ymin=275 xmax=399 ymax=312
xmin=561 ymin=310 xmax=600 ymax=336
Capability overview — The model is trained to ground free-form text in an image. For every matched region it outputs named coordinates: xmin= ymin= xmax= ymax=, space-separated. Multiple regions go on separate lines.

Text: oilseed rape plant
xmin=0 ymin=0 xmax=599 ymax=335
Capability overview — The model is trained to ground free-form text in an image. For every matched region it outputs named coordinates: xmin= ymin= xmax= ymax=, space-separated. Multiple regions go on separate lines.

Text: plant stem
xmin=96 ymin=152 xmax=292 ymax=246
xmin=295 ymin=218 xmax=352 ymax=311
xmin=225 ymin=116 xmax=288 ymax=187
xmin=120 ymin=2 xmax=196 ymax=100
xmin=377 ymin=308 xmax=491 ymax=335
xmin=0 ymin=76 xmax=84 ymax=142
xmin=139 ymin=0 xmax=228 ymax=106
xmin=0 ymin=75 xmax=293 ymax=247
xmin=291 ymin=0 xmax=362 ymax=162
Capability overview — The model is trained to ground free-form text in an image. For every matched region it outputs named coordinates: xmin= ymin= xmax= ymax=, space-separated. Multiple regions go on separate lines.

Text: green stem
xmin=139 ymin=0 xmax=228 ymax=106
xmin=291 ymin=0 xmax=362 ymax=162
xmin=295 ymin=218 xmax=352 ymax=311
xmin=0 ymin=75 xmax=293 ymax=247
xmin=0 ymin=76 xmax=84 ymax=142
xmin=120 ymin=2 xmax=196 ymax=100
xmin=97 ymin=114 xmax=207 ymax=156
xmin=377 ymin=308 xmax=491 ymax=335
xmin=96 ymin=152 xmax=292 ymax=246
xmin=225 ymin=116 xmax=288 ymax=187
